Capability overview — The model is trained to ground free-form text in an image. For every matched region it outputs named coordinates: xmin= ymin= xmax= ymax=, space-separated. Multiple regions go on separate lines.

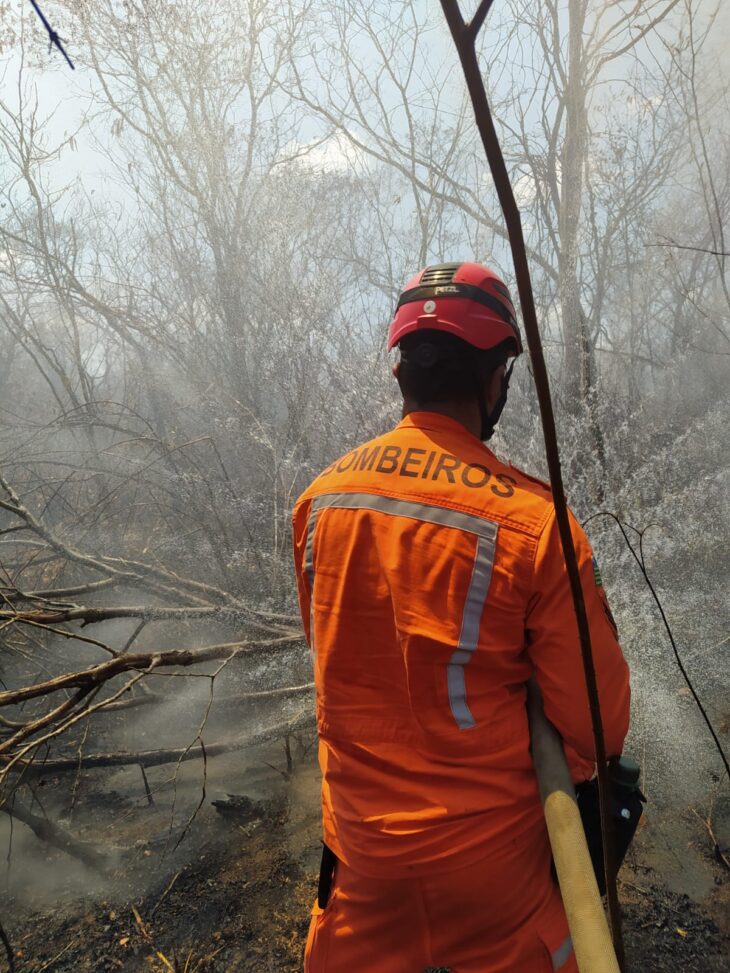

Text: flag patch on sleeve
xmin=592 ymin=556 xmax=618 ymax=636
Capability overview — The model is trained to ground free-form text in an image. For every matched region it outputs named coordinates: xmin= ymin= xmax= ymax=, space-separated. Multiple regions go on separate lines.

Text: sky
xmin=2 ymin=0 xmax=728 ymax=214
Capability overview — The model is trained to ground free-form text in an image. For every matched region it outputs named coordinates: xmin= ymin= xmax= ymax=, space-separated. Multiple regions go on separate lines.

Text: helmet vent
xmin=420 ymin=263 xmax=461 ymax=287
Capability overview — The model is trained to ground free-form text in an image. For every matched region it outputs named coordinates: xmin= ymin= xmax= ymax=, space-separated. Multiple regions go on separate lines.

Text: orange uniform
xmin=292 ymin=411 xmax=630 ymax=972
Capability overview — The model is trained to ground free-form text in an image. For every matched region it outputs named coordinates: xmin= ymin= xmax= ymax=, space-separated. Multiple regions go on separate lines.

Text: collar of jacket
xmin=398 ymin=410 xmax=485 ymax=444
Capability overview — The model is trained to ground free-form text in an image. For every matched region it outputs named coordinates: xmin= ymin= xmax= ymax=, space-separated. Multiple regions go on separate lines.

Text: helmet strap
xmin=478 ymin=359 xmax=515 ymax=441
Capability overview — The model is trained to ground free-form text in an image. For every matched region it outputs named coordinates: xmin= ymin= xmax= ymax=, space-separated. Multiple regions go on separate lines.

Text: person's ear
xmin=392 ymin=361 xmax=401 ymax=380
xmin=486 ymin=364 xmax=506 ymax=412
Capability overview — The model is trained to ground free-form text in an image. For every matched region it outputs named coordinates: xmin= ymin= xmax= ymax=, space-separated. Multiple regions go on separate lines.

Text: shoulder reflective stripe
xmin=310 ymin=492 xmax=498 ymax=541
xmin=552 ymin=935 xmax=573 ymax=970
xmin=448 ymin=533 xmax=497 ymax=729
xmin=308 ymin=491 xmax=499 ymax=729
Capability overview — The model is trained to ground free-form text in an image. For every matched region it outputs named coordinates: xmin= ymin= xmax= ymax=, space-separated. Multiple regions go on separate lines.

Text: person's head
xmin=388 ymin=262 xmax=522 ymax=440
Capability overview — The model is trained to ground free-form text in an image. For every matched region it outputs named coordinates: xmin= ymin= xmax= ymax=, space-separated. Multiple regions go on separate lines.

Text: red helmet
xmin=387 ymin=261 xmax=522 ymax=355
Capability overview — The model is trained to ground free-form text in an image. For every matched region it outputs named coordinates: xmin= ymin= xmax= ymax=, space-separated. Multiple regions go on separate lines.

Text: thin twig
xmin=646 ymin=242 xmax=730 ymax=256
xmin=584 ymin=511 xmax=730 ymax=784
xmin=29 ymin=0 xmax=75 ymax=70
xmin=150 ymin=869 xmax=182 ymax=918
xmin=140 ymin=763 xmax=156 ymax=808
xmin=35 ymin=939 xmax=76 ymax=972
xmin=690 ymin=806 xmax=730 ymax=870
xmin=169 ymin=653 xmax=234 ymax=853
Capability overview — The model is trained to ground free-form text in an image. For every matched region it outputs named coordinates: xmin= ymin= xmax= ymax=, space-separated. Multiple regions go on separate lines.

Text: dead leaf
xmin=676 ymin=927 xmax=688 ymax=938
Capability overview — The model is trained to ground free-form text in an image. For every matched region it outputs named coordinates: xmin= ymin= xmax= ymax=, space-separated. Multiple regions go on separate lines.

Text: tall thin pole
xmin=438 ymin=1 xmax=624 ymax=964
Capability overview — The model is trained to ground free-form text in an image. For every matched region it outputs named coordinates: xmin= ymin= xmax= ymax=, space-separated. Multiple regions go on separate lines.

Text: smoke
xmin=0 ymin=0 xmax=727 ymax=943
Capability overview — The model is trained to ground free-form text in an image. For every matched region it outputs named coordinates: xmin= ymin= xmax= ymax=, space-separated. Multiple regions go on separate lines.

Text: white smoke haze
xmin=0 ymin=0 xmax=728 ymax=969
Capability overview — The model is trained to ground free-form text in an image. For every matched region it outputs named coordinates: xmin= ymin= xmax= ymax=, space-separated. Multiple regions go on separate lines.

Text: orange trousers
xmin=304 ymin=822 xmax=577 ymax=973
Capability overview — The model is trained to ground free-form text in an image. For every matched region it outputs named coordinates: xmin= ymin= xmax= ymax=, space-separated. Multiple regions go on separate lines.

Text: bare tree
xmin=286 ymin=0 xmax=706 ymax=497
xmin=0 ymin=0 xmax=726 ymax=909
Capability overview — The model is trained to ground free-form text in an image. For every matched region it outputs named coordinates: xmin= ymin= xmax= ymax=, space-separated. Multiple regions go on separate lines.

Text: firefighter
xmin=291 ymin=261 xmax=630 ymax=973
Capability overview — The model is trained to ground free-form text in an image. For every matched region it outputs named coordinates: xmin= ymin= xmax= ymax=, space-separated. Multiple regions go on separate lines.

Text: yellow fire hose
xmin=528 ymin=681 xmax=620 ymax=973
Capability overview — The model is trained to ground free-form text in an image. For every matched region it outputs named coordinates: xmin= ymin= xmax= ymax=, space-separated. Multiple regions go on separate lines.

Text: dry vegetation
xmin=0 ymin=0 xmax=728 ymax=969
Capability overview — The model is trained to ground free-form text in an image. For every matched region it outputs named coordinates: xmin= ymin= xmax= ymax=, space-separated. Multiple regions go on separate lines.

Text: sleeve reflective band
xmin=552 ymin=935 xmax=574 ymax=970
xmin=303 ymin=504 xmax=319 ymax=652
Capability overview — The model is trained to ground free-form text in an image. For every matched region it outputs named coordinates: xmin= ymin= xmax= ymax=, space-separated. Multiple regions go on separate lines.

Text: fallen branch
xmin=1 ymin=578 xmax=117 ymax=602
xmin=0 ymin=604 xmax=298 ymax=629
xmin=213 ymin=682 xmax=315 ymax=704
xmin=0 ymin=800 xmax=110 ymax=872
xmin=0 ymin=673 xmax=149 ymax=776
xmin=0 ymin=687 xmax=91 ymax=756
xmin=44 ymin=681 xmax=314 ymax=720
xmin=13 ymin=712 xmax=316 ymax=776
xmin=0 ymin=633 xmax=301 ymax=708
xmin=0 ymin=468 xmax=297 ymax=627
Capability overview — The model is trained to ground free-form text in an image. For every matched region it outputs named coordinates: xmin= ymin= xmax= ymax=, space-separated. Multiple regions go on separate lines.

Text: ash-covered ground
xmin=1 ymin=729 xmax=728 ymax=973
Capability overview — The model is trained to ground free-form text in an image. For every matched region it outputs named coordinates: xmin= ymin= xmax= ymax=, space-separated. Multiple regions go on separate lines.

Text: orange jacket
xmin=292 ymin=412 xmax=630 ymax=878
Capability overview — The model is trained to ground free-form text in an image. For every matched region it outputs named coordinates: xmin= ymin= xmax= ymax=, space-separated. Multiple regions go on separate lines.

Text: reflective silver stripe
xmin=447 ymin=533 xmax=496 ymax=729
xmin=304 ymin=505 xmax=320 ymax=587
xmin=303 ymin=505 xmax=322 ymax=652
xmin=310 ymin=492 xmax=497 ymax=541
xmin=552 ymin=935 xmax=573 ymax=970
xmin=308 ymin=492 xmax=498 ymax=727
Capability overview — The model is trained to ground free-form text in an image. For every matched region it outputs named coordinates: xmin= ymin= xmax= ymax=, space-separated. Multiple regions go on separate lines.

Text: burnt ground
xmin=1 ymin=748 xmax=728 ymax=973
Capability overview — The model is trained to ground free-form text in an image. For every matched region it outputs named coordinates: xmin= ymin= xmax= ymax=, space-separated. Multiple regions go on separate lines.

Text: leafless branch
xmin=646 ymin=242 xmax=730 ymax=257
